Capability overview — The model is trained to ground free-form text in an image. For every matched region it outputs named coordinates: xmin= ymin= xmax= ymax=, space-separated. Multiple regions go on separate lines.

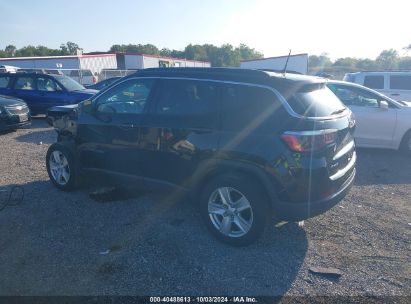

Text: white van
xmin=62 ymin=69 xmax=97 ymax=86
xmin=344 ymin=71 xmax=411 ymax=102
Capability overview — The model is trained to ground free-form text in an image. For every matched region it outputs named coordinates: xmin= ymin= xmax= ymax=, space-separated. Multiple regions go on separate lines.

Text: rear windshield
xmin=286 ymin=84 xmax=347 ymax=117
xmin=55 ymin=76 xmax=85 ymax=91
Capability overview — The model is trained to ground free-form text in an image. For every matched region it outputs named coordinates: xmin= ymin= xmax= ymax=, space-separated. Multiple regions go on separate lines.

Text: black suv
xmin=46 ymin=68 xmax=356 ymax=245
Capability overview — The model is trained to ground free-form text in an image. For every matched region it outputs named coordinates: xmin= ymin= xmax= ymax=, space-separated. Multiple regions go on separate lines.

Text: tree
xmin=376 ymin=49 xmax=399 ymax=69
xmin=60 ymin=41 xmax=81 ymax=55
xmin=308 ymin=53 xmax=332 ymax=69
xmin=4 ymin=45 xmax=16 ymax=57
xmin=398 ymin=57 xmax=411 ymax=69
xmin=333 ymin=57 xmax=358 ymax=68
xmin=236 ymin=43 xmax=263 ymax=61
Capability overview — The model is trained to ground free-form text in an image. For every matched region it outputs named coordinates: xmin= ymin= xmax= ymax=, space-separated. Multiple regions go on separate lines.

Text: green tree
xmin=4 ymin=45 xmax=17 ymax=57
xmin=308 ymin=53 xmax=332 ymax=69
xmin=333 ymin=57 xmax=358 ymax=68
xmin=398 ymin=57 xmax=411 ymax=69
xmin=376 ymin=49 xmax=399 ymax=69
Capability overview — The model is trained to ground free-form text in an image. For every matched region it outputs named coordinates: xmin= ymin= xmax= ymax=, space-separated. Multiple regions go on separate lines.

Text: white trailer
xmin=0 ymin=54 xmax=117 ymax=76
xmin=124 ymin=54 xmax=211 ymax=69
xmin=240 ymin=53 xmax=308 ymax=74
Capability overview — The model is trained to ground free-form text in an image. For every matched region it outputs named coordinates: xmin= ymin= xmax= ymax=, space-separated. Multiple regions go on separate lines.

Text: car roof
xmin=126 ymin=68 xmax=325 ymax=88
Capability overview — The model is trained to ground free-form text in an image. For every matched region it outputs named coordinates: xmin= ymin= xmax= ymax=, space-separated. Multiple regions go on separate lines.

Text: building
xmin=0 ymin=53 xmax=117 ymax=75
xmin=240 ymin=53 xmax=308 ymax=74
xmin=0 ymin=52 xmax=211 ymax=75
xmin=121 ymin=53 xmax=210 ymax=69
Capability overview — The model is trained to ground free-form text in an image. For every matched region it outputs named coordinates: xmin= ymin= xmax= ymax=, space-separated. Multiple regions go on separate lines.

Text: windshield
xmin=286 ymin=84 xmax=347 ymax=117
xmin=55 ymin=75 xmax=85 ymax=91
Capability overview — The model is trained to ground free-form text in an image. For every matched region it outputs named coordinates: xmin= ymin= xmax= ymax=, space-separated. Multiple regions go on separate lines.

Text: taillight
xmin=281 ymin=129 xmax=337 ymax=152
xmin=92 ymin=76 xmax=97 ymax=84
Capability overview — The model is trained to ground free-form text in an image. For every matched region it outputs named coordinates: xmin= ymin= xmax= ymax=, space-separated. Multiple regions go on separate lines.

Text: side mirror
xmin=380 ymin=100 xmax=389 ymax=110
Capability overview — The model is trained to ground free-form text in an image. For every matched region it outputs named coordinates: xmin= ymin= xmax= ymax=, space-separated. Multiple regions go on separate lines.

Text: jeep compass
xmin=46 ymin=68 xmax=356 ymax=245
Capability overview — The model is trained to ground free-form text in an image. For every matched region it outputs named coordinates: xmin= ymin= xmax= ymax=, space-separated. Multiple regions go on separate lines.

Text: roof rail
xmin=138 ymin=67 xmax=272 ymax=78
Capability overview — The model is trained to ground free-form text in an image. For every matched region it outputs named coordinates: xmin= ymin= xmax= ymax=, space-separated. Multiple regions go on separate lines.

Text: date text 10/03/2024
xmin=149 ymin=296 xmax=258 ymax=303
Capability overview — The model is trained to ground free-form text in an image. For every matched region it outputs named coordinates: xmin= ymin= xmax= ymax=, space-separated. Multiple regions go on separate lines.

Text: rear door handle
xmin=390 ymin=93 xmax=400 ymax=96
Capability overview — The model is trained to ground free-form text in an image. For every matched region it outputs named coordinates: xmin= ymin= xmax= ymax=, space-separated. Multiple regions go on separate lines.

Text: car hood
xmin=0 ymin=94 xmax=26 ymax=107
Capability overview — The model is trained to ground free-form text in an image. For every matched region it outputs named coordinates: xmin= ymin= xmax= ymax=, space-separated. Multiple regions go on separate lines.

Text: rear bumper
xmin=273 ymin=167 xmax=355 ymax=221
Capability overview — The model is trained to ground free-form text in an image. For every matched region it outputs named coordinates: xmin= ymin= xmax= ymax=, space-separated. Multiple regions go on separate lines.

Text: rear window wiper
xmin=330 ymin=108 xmax=347 ymax=115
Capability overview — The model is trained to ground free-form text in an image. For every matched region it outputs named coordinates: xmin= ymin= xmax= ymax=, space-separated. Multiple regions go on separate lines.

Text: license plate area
xmin=19 ymin=114 xmax=28 ymax=122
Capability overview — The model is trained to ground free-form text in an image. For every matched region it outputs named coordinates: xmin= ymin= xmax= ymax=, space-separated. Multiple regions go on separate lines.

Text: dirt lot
xmin=0 ymin=118 xmax=410 ymax=298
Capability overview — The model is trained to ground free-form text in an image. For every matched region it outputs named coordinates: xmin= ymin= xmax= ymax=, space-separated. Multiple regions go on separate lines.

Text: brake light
xmin=281 ymin=129 xmax=337 ymax=152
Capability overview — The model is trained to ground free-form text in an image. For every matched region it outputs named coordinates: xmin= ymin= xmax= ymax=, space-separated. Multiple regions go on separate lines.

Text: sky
xmin=0 ymin=0 xmax=410 ymax=60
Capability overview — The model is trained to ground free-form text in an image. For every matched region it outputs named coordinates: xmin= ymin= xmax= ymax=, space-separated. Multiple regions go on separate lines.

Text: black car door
xmin=76 ymin=78 xmax=157 ymax=182
xmin=139 ymin=78 xmax=221 ymax=188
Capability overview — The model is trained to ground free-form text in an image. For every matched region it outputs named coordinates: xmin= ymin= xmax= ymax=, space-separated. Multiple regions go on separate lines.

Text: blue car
xmin=0 ymin=72 xmax=98 ymax=115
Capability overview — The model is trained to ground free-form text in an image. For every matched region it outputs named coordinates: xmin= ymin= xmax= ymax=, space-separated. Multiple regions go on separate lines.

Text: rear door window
xmin=287 ymin=84 xmax=346 ymax=117
xmin=389 ymin=75 xmax=411 ymax=90
xmin=14 ymin=77 xmax=35 ymax=90
xmin=153 ymin=79 xmax=220 ymax=129
xmin=363 ymin=75 xmax=384 ymax=89
xmin=221 ymin=84 xmax=285 ymax=132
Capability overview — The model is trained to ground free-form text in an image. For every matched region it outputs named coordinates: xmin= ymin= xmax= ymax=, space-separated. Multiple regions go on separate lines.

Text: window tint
xmin=96 ymin=78 xmax=154 ymax=114
xmin=390 ymin=75 xmax=411 ymax=90
xmin=221 ymin=84 xmax=284 ymax=132
xmin=328 ymin=84 xmax=379 ymax=107
xmin=363 ymin=75 xmax=384 ymax=89
xmin=37 ymin=77 xmax=62 ymax=91
xmin=0 ymin=76 xmax=10 ymax=88
xmin=287 ymin=84 xmax=346 ymax=117
xmin=155 ymin=80 xmax=219 ymax=116
xmin=14 ymin=77 xmax=35 ymax=90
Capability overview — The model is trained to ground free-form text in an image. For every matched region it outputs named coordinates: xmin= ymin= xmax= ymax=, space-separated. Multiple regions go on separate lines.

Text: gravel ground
xmin=0 ymin=118 xmax=410 ymax=298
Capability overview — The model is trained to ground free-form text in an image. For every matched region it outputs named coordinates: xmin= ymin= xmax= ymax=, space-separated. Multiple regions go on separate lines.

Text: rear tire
xmin=46 ymin=143 xmax=77 ymax=191
xmin=200 ymin=174 xmax=271 ymax=246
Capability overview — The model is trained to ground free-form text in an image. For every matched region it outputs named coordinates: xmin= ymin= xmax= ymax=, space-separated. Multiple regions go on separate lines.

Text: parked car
xmin=327 ymin=80 xmax=411 ymax=153
xmin=0 ymin=94 xmax=31 ymax=131
xmin=67 ymin=69 xmax=97 ymax=86
xmin=85 ymin=76 xmax=122 ymax=90
xmin=46 ymin=68 xmax=356 ymax=245
xmin=0 ymin=72 xmax=98 ymax=115
xmin=343 ymin=71 xmax=411 ymax=102
xmin=0 ymin=65 xmax=19 ymax=73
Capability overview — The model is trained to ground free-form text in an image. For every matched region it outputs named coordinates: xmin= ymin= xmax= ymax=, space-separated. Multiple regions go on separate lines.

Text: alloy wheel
xmin=208 ymin=187 xmax=253 ymax=238
xmin=49 ymin=150 xmax=70 ymax=186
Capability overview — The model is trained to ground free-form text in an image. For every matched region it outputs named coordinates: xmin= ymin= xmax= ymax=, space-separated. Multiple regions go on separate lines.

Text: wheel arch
xmin=189 ymin=159 xmax=284 ymax=204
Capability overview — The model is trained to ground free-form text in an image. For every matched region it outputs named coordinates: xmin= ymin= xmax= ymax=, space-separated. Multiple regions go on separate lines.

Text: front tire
xmin=46 ymin=143 xmax=77 ymax=191
xmin=400 ymin=130 xmax=411 ymax=155
xmin=200 ymin=174 xmax=271 ymax=246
